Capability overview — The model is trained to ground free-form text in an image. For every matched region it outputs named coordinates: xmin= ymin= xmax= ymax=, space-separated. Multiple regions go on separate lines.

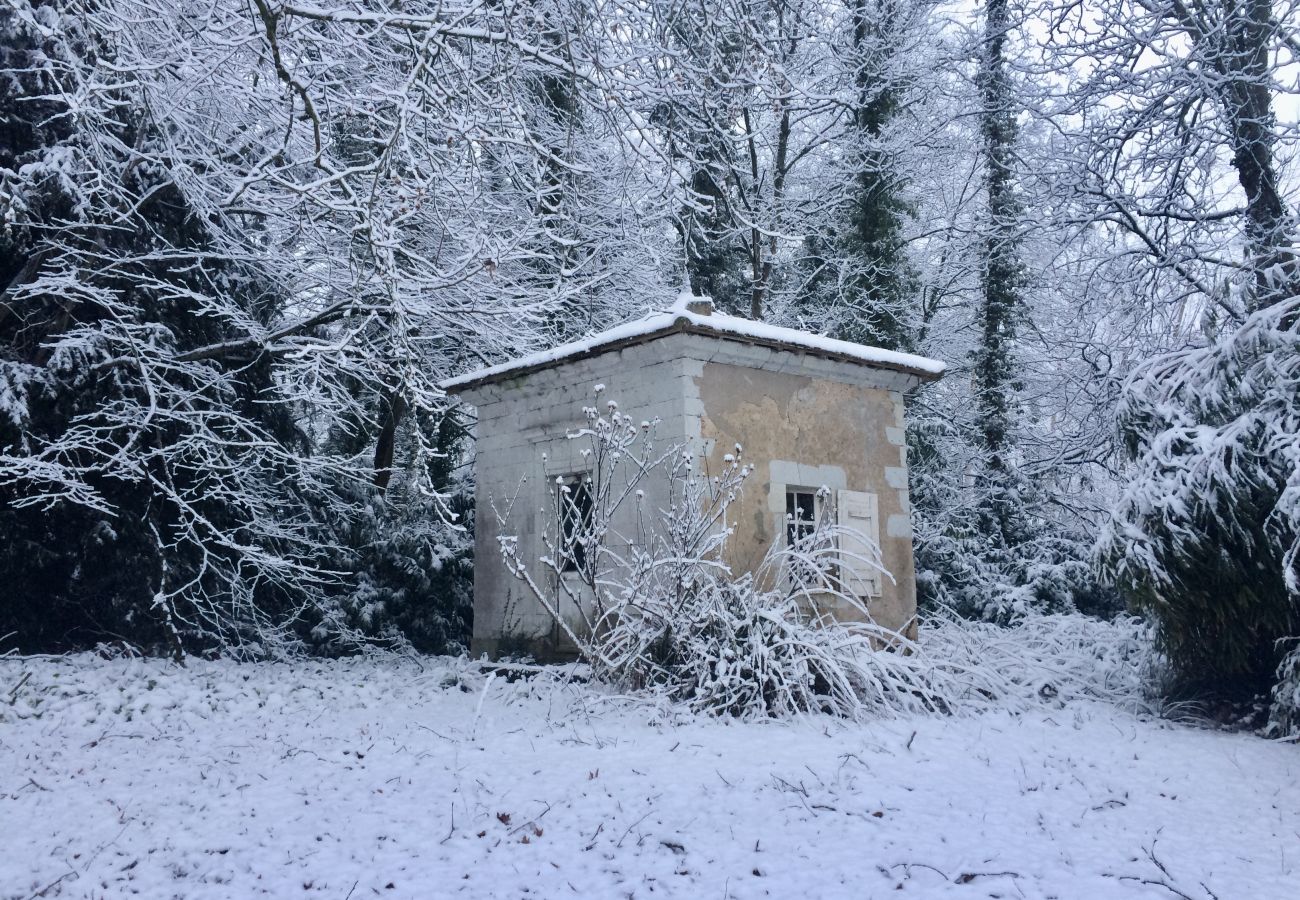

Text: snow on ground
xmin=2 ymin=654 xmax=1297 ymax=900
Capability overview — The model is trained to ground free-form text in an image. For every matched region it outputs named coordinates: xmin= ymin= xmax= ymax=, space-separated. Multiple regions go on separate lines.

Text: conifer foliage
xmin=1 ymin=2 xmax=321 ymax=656
xmin=1100 ymin=296 xmax=1300 ymax=702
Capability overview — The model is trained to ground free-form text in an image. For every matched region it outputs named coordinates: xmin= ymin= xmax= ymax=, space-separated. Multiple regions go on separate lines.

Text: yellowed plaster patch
xmin=695 ymin=361 xmax=918 ymax=634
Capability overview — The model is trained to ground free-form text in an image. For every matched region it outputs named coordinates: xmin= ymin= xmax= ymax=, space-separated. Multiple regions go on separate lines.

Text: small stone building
xmin=442 ymin=296 xmax=945 ymax=659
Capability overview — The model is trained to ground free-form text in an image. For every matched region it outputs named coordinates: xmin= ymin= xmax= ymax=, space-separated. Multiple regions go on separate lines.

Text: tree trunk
xmin=373 ymin=390 xmax=408 ymax=493
xmin=1210 ymin=0 xmax=1296 ymax=309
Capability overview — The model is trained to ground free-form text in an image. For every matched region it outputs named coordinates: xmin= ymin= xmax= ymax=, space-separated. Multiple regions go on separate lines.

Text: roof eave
xmin=442 ymin=316 xmax=944 ymax=396
xmin=679 ymin=318 xmax=945 ymax=384
xmin=441 ymin=319 xmax=692 ymax=395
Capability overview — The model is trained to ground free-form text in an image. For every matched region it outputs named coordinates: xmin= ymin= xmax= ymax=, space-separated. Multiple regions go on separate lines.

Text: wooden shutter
xmin=836 ymin=490 xmax=882 ymax=597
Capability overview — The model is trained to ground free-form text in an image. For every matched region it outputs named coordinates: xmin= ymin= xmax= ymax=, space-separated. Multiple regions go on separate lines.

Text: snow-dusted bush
xmin=497 ymin=394 xmax=1164 ymax=720
xmin=579 ymin=465 xmax=966 ymax=718
xmin=922 ymin=611 xmax=1165 ymax=712
xmin=1269 ymin=644 xmax=1300 ymax=738
xmin=1099 ymin=295 xmax=1300 ymax=722
xmin=310 ymin=488 xmax=472 ymax=655
xmin=907 ymin=413 xmax=1119 ymax=624
xmin=310 ymin=410 xmax=474 ymax=655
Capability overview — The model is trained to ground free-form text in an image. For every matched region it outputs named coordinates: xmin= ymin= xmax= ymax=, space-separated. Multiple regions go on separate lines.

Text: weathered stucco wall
xmin=693 ymin=361 xmax=918 ymax=635
xmin=462 ymin=341 xmax=692 ymax=660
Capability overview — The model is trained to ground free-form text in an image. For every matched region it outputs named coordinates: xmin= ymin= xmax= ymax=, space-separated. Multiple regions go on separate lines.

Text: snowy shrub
xmin=908 ymin=419 xmax=1118 ymax=623
xmin=1269 ymin=643 xmax=1300 ymax=739
xmin=309 ymin=409 xmax=473 ymax=655
xmin=310 ymin=488 xmax=472 ymax=656
xmin=578 ymin=472 xmax=966 ymax=719
xmin=921 ymin=611 xmax=1165 ymax=712
xmin=1099 ymin=296 xmax=1300 ymax=715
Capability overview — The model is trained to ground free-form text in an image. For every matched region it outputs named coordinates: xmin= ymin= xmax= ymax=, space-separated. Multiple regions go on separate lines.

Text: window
xmin=557 ymin=474 xmax=594 ymax=572
xmin=785 ymin=488 xmax=827 ymax=585
xmin=785 ymin=489 xmax=819 ymax=547
xmin=782 ymin=487 xmax=884 ymax=597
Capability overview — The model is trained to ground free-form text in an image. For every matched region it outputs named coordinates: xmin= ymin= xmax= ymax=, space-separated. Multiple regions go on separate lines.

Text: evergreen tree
xmin=655 ymin=1 xmax=751 ymax=315
xmin=832 ymin=0 xmax=921 ymax=351
xmin=0 ymin=2 xmax=318 ymax=656
xmin=971 ymin=0 xmax=1026 ymax=547
xmin=1075 ymin=0 xmax=1299 ymax=720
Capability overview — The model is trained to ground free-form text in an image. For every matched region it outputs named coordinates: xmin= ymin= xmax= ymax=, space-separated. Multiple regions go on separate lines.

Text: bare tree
xmin=0 ymin=0 xmax=671 ymax=655
xmin=1034 ymin=0 xmax=1299 ymax=319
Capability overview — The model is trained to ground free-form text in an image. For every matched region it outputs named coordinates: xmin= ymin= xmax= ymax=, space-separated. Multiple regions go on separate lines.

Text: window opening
xmin=558 ymin=475 xmax=594 ymax=572
xmin=785 ymin=489 xmax=819 ymax=547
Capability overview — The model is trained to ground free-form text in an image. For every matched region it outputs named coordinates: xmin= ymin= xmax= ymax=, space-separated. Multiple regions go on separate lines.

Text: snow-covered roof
xmin=441 ymin=294 xmax=946 ymax=394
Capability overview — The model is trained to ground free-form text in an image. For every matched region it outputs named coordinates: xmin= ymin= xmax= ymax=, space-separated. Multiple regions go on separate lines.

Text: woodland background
xmin=2 ymin=0 xmax=1298 ymax=718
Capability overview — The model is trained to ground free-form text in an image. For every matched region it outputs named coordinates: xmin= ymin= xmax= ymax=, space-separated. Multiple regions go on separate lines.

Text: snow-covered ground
xmin=2 ymin=654 xmax=1296 ymax=899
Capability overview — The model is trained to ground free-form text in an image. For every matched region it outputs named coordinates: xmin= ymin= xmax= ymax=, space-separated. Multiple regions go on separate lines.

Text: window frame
xmin=784 ymin=487 xmax=822 ymax=548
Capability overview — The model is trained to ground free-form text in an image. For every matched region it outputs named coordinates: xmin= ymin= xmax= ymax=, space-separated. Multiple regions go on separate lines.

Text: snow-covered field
xmin=2 ymin=654 xmax=1297 ymax=899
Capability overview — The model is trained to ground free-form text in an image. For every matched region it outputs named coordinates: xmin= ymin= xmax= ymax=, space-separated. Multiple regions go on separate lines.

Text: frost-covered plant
xmin=1268 ymin=643 xmax=1300 ymax=739
xmin=577 ymin=450 xmax=951 ymax=719
xmin=921 ymin=611 xmax=1165 ymax=712
xmin=909 ymin=420 xmax=1114 ymax=622
xmin=1098 ymin=296 xmax=1300 ymax=709
xmin=311 ymin=485 xmax=472 ymax=656
xmin=309 ymin=408 xmax=473 ymax=655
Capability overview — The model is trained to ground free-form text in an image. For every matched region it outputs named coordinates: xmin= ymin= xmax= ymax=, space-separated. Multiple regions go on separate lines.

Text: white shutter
xmin=836 ymin=490 xmax=882 ymax=597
